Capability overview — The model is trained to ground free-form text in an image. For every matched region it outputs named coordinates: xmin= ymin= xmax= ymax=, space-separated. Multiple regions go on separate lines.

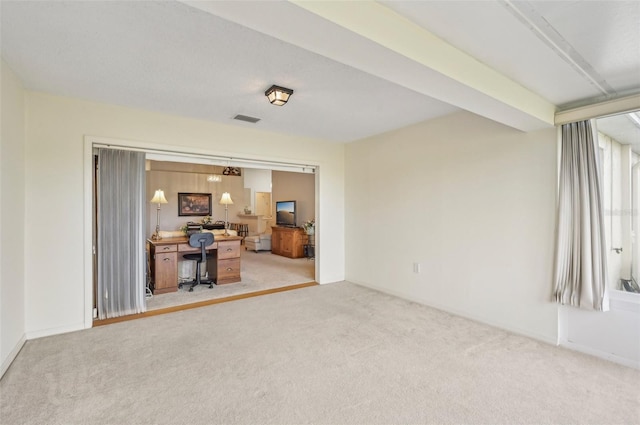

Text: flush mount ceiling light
xmin=265 ymin=85 xmax=294 ymax=106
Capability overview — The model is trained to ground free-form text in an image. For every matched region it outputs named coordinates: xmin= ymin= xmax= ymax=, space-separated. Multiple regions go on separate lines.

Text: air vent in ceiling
xmin=233 ymin=114 xmax=261 ymax=124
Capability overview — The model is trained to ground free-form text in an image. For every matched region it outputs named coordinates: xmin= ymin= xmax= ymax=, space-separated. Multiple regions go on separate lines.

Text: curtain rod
xmin=92 ymin=143 xmax=316 ymax=171
xmin=554 ymin=93 xmax=640 ymax=125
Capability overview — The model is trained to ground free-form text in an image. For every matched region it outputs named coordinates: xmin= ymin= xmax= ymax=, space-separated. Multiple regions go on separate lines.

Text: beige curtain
xmin=97 ymin=149 xmax=146 ymax=319
xmin=553 ymin=120 xmax=609 ymax=311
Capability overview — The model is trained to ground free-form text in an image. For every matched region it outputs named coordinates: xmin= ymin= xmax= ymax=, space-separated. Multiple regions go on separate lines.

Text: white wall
xmin=243 ymin=168 xmax=272 ymax=215
xmin=600 ymin=134 xmax=623 ymax=288
xmin=24 ymin=91 xmax=344 ymax=338
xmin=599 ymin=132 xmax=634 ymax=288
xmin=1 ymin=60 xmax=27 ymax=375
xmin=345 ymin=111 xmax=559 ymax=343
xmin=561 ymin=294 xmax=640 ymax=368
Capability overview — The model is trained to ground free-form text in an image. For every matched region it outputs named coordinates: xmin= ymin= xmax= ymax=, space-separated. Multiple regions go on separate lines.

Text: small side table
xmin=304 ymin=234 xmax=315 ymax=259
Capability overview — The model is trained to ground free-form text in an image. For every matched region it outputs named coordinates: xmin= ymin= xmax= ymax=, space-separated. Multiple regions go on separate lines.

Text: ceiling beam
xmin=291 ymin=1 xmax=555 ymax=131
xmin=182 ymin=0 xmax=556 ymax=132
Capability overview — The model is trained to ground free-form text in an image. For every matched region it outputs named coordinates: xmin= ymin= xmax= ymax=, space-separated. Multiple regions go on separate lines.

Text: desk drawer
xmin=217 ymin=258 xmax=240 ymax=284
xmin=153 ymin=252 xmax=178 ymax=293
xmin=156 ymin=244 xmax=177 ymax=253
xmin=178 ymin=242 xmax=216 ymax=252
xmin=217 ymin=241 xmax=240 ymax=259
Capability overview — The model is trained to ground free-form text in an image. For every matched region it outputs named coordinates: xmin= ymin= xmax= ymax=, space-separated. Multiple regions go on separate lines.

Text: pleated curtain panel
xmin=553 ymin=120 xmax=609 ymax=311
xmin=97 ymin=148 xmax=147 ymax=319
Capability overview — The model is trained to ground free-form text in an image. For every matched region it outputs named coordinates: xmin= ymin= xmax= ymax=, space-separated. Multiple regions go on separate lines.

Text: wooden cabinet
xmin=271 ymin=226 xmax=307 ymax=259
xmin=148 ymin=236 xmax=242 ymax=293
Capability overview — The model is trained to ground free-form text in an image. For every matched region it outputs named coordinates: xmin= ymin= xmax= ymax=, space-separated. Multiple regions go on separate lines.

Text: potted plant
xmin=303 ymin=218 xmax=315 ymax=235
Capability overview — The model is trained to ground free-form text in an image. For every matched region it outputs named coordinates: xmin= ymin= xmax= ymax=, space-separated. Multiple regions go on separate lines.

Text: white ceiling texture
xmin=1 ymin=1 xmax=639 ymax=148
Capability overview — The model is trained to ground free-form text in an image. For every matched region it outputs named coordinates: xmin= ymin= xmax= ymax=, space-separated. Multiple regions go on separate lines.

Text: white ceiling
xmin=1 ymin=0 xmax=639 ymax=145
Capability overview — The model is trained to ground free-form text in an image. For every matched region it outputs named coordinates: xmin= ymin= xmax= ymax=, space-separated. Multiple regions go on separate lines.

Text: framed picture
xmin=178 ymin=192 xmax=212 ymax=216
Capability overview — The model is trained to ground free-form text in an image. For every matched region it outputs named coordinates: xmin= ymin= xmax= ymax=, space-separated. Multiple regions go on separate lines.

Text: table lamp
xmin=150 ymin=189 xmax=168 ymax=240
xmin=219 ymin=192 xmax=233 ymax=236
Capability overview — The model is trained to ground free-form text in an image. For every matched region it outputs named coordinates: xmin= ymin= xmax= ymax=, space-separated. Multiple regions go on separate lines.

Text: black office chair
xmin=180 ymin=232 xmax=215 ymax=292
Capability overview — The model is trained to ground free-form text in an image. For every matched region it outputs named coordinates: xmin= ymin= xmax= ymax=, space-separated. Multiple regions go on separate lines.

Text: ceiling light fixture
xmin=265 ymin=85 xmax=294 ymax=106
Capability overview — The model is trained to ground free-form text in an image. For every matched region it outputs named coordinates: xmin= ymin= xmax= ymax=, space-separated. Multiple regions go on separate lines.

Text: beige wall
xmin=272 ymin=171 xmax=315 ymax=228
xmin=147 ymin=161 xmax=316 ymax=237
xmin=24 ymin=91 xmax=344 ymax=338
xmin=146 ymin=163 xmax=248 ymax=237
xmin=345 ymin=111 xmax=559 ymax=343
xmin=1 ymin=60 xmax=27 ymax=374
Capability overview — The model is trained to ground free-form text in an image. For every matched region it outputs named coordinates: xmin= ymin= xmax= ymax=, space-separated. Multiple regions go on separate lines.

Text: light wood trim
xmin=93 ymin=281 xmax=318 ymax=327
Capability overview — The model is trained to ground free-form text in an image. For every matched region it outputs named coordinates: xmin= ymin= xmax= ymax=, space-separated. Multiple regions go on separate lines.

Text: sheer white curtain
xmin=97 ymin=149 xmax=146 ymax=319
xmin=553 ymin=120 xmax=609 ymax=311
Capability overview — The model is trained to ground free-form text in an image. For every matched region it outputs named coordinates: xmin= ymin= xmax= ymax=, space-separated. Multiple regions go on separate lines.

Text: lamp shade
xmin=219 ymin=192 xmax=233 ymax=205
xmin=150 ymin=189 xmax=168 ymax=204
xmin=265 ymin=85 xmax=293 ymax=106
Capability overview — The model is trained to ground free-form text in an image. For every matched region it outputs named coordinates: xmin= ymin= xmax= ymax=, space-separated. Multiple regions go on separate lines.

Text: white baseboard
xmin=26 ymin=322 xmax=86 ymax=340
xmin=349 ymin=280 xmax=559 ymax=346
xmin=352 ymin=280 xmax=640 ymax=369
xmin=560 ymin=340 xmax=640 ymax=370
xmin=1 ymin=333 xmax=26 ymax=379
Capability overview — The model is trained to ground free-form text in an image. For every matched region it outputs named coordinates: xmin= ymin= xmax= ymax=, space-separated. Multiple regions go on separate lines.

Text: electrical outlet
xmin=413 ymin=262 xmax=421 ymax=273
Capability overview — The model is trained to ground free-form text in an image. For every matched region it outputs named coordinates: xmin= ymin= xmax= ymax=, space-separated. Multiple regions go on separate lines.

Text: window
xmin=596 ymin=111 xmax=640 ymax=294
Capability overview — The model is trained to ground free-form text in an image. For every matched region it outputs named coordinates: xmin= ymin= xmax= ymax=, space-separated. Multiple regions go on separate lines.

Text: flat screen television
xmin=275 ymin=200 xmax=297 ymax=227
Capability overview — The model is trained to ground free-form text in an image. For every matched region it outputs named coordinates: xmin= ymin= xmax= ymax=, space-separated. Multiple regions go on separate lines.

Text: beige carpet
xmin=146 ymin=248 xmax=315 ymax=311
xmin=1 ymin=282 xmax=638 ymax=425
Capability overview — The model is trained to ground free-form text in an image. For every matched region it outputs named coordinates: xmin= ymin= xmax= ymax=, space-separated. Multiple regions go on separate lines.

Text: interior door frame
xmin=83 ymin=136 xmax=320 ymax=328
xmin=633 ymin=162 xmax=640 ymax=282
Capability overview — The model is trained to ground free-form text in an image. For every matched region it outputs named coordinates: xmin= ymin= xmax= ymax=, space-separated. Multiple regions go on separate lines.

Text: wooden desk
xmin=147 ymin=235 xmax=243 ymax=294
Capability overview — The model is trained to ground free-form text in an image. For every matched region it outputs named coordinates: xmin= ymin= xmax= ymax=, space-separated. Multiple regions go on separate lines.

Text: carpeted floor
xmin=146 ymin=248 xmax=315 ymax=310
xmin=1 ymin=282 xmax=638 ymax=425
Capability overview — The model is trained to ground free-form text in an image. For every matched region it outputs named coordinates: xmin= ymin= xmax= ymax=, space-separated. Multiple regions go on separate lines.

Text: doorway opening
xmin=86 ymin=137 xmax=320 ymax=323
